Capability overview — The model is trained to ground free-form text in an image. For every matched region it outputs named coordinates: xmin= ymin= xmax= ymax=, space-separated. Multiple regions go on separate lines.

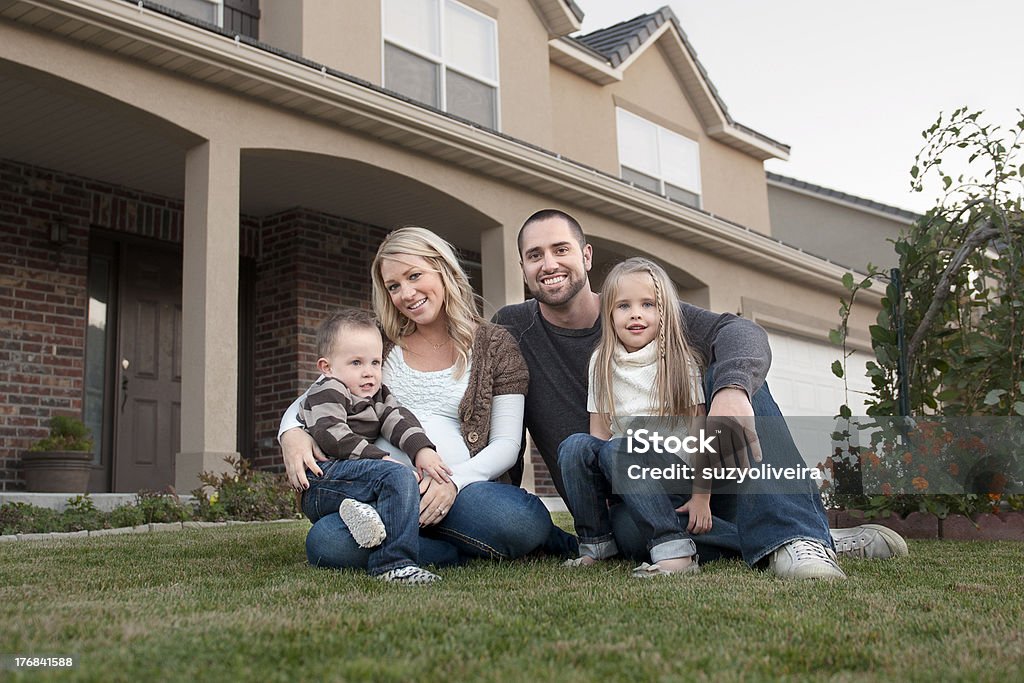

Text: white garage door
xmin=765 ymin=329 xmax=873 ymax=417
xmin=764 ymin=330 xmax=875 ymax=468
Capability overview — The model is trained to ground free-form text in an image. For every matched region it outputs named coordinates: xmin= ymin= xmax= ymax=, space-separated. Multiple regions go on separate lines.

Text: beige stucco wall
xmin=549 ymin=40 xmax=772 ymax=234
xmin=768 ymin=184 xmax=909 ymax=270
xmin=260 ymin=0 xmax=383 ymax=84
xmin=258 ymin=0 xmax=553 ymax=146
xmin=0 ymin=9 xmax=853 ymax=324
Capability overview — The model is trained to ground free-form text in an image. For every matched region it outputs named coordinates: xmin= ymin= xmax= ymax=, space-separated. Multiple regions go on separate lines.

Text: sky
xmin=576 ymin=1 xmax=1023 ymax=213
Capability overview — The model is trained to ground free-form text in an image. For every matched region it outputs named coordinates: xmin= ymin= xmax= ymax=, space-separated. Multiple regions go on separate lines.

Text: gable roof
xmin=549 ymin=6 xmax=789 ymax=161
xmin=767 ymin=172 xmax=922 ymax=222
xmin=530 ymin=0 xmax=583 ymax=37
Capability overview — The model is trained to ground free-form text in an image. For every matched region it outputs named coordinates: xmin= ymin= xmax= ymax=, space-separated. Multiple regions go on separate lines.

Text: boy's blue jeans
xmin=305 ymin=471 xmax=563 ymax=570
xmin=606 ymin=367 xmax=835 ymax=566
xmin=559 ymin=434 xmax=739 ymax=563
xmin=301 ymin=458 xmax=423 ymax=576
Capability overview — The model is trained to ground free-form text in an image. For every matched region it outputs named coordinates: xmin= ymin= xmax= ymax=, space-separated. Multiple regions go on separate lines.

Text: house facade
xmin=0 ymin=0 xmax=881 ymax=495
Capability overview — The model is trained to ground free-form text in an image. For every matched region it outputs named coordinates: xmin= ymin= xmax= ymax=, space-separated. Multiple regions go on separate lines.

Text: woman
xmin=280 ymin=227 xmax=574 ymax=569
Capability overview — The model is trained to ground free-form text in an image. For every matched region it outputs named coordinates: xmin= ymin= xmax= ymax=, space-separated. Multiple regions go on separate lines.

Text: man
xmin=492 ymin=209 xmax=908 ymax=579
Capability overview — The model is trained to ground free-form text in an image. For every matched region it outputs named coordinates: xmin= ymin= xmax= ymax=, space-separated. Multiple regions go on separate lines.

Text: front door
xmin=113 ymin=244 xmax=182 ymax=492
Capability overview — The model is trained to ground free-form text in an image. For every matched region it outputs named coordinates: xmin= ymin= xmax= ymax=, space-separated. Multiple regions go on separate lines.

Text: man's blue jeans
xmin=305 ymin=477 xmax=560 ymax=570
xmin=559 ymin=433 xmax=739 ymax=563
xmin=600 ymin=366 xmax=834 ymax=567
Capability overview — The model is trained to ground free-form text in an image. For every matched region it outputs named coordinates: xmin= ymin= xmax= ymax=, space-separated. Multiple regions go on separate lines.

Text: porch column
xmin=479 ymin=221 xmax=534 ymax=491
xmin=176 ymin=140 xmax=240 ymax=492
xmin=480 ymin=222 xmax=523 ymax=316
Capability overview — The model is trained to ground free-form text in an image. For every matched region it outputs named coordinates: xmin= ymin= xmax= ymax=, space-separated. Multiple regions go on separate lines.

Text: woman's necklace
xmin=407 ymin=330 xmax=452 ymax=355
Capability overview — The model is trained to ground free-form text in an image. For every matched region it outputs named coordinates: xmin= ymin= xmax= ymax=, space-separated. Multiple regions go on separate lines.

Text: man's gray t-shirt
xmin=493 ymin=299 xmax=771 ymax=500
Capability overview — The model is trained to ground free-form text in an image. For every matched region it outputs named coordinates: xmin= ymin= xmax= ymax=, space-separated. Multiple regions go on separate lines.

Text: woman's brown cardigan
xmin=384 ymin=322 xmax=529 ymax=465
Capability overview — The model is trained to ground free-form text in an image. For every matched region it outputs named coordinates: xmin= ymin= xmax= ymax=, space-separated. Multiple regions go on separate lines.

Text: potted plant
xmin=21 ymin=416 xmax=94 ymax=492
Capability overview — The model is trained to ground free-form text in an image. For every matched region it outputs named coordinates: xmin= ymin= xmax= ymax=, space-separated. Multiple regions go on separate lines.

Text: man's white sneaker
xmin=339 ymin=499 xmax=386 ymax=548
xmin=378 ymin=565 xmax=441 ymax=584
xmin=768 ymin=539 xmax=847 ymax=580
xmin=831 ymin=524 xmax=909 ymax=560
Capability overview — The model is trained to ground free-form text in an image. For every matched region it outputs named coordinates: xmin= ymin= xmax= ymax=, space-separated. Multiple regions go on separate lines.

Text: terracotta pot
xmin=21 ymin=451 xmax=93 ymax=492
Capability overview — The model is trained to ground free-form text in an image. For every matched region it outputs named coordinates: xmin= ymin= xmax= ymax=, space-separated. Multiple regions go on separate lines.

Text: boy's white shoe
xmin=768 ymin=539 xmax=847 ymax=580
xmin=339 ymin=499 xmax=386 ymax=548
xmin=378 ymin=565 xmax=441 ymax=584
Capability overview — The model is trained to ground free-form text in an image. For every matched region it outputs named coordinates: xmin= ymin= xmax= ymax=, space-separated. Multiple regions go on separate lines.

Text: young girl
xmin=559 ymin=257 xmax=712 ymax=577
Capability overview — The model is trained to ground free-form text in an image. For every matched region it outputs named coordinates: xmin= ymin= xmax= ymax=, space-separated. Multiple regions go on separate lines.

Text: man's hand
xmin=706 ymin=387 xmax=762 ymax=468
xmin=280 ymin=428 xmax=328 ymax=491
xmin=414 ymin=447 xmax=453 ymax=485
xmin=418 ymin=477 xmax=456 ymax=527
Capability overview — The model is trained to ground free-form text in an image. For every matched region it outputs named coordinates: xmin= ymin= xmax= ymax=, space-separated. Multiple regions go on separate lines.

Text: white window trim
xmin=381 ymin=0 xmax=501 ymax=130
xmin=163 ymin=0 xmax=224 ymax=27
xmin=616 ymin=107 xmax=702 ymax=207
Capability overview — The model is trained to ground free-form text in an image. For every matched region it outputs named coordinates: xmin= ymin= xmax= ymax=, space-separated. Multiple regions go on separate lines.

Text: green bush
xmin=29 ymin=415 xmax=93 ymax=452
xmin=193 ymin=455 xmax=298 ymax=522
xmin=135 ymin=490 xmax=191 ymax=524
xmin=108 ymin=503 xmax=145 ymax=529
xmin=61 ymin=495 xmax=105 ymax=532
xmin=0 ymin=502 xmax=63 ymax=535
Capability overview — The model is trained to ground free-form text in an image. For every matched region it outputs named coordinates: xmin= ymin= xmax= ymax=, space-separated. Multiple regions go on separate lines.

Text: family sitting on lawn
xmin=280 ymin=210 xmax=909 ymax=583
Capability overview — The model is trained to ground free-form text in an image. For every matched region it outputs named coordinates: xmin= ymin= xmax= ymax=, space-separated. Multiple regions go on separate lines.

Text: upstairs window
xmin=384 ymin=0 xmax=499 ymax=129
xmin=616 ymin=108 xmax=701 ymax=209
xmin=158 ymin=0 xmax=224 ymax=26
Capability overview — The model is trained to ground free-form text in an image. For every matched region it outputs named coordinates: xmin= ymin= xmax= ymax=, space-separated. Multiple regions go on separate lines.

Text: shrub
xmin=108 ymin=503 xmax=145 ymax=529
xmin=0 ymin=502 xmax=63 ymax=535
xmin=61 ymin=495 xmax=106 ymax=532
xmin=135 ymin=490 xmax=191 ymax=524
xmin=193 ymin=455 xmax=298 ymax=522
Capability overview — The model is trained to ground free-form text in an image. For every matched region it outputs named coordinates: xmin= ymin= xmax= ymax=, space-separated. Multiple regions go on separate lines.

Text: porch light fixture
xmin=49 ymin=222 xmax=69 ymax=247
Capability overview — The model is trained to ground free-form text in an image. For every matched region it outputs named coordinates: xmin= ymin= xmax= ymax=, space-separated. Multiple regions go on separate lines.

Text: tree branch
xmin=906 ymin=217 xmax=1002 ymax=367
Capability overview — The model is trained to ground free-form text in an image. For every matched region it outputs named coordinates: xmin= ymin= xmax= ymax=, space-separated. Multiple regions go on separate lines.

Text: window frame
xmin=381 ymin=0 xmax=501 ymax=130
xmin=159 ymin=0 xmax=225 ymax=27
xmin=615 ymin=107 xmax=702 ymax=209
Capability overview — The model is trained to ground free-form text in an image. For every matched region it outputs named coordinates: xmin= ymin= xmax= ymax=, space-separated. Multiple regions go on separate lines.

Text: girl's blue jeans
xmin=561 ymin=365 xmax=834 ymax=567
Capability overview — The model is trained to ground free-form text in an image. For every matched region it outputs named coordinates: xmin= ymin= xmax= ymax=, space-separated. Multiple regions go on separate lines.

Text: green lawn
xmin=1 ymin=515 xmax=1021 ymax=682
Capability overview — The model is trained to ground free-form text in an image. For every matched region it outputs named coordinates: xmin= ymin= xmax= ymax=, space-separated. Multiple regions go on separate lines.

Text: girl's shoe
xmin=378 ymin=565 xmax=441 ymax=584
xmin=339 ymin=499 xmax=386 ymax=548
xmin=631 ymin=558 xmax=701 ymax=578
xmin=562 ymin=556 xmax=598 ymax=567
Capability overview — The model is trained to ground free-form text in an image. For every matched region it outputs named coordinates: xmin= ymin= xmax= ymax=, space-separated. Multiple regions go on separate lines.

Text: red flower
xmin=881 ymin=483 xmax=893 ymax=497
xmin=912 ymin=476 xmax=929 ymax=491
xmin=948 ymin=463 xmax=960 ymax=476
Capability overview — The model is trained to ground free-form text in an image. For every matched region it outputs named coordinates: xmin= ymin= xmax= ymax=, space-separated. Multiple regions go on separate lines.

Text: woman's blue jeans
xmin=571 ymin=365 xmax=834 ymax=567
xmin=305 ymin=475 xmax=561 ymax=571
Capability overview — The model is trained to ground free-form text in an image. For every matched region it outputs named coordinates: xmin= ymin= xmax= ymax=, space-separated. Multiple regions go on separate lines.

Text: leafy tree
xmin=829 ymin=109 xmax=1023 ymax=518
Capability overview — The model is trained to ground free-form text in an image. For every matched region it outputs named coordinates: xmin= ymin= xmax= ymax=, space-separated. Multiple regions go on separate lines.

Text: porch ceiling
xmin=0 ymin=63 xmax=190 ymax=198
xmin=240 ymin=152 xmax=498 ymax=251
xmin=0 ymin=65 xmax=490 ymax=246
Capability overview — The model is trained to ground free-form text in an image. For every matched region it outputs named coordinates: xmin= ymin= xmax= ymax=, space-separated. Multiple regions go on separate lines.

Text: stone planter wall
xmin=828 ymin=508 xmax=1024 ymax=541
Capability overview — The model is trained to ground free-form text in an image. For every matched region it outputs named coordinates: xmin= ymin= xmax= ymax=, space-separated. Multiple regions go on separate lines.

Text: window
xmin=157 ymin=0 xmax=224 ymax=26
xmin=383 ymin=0 xmax=499 ymax=129
xmin=616 ymin=108 xmax=701 ymax=209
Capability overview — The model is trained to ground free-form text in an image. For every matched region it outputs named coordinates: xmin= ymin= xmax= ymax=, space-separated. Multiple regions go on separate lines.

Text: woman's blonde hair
xmin=371 ymin=226 xmax=482 ymax=379
xmin=592 ymin=257 xmax=704 ymax=418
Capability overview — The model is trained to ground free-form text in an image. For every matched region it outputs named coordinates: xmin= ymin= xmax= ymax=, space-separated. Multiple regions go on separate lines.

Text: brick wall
xmin=0 ymin=163 xmax=89 ymax=490
xmin=250 ymin=209 xmax=387 ymax=472
xmin=0 ymin=158 xmax=257 ymax=490
xmin=0 ymin=158 xmax=546 ymax=497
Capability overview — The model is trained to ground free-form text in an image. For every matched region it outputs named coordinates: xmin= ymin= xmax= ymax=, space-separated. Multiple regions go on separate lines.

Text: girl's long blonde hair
xmin=371 ymin=227 xmax=482 ymax=379
xmin=592 ymin=257 xmax=704 ymax=418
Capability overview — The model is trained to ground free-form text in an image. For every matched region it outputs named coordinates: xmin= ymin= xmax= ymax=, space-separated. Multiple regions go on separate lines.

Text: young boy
xmin=298 ymin=308 xmax=449 ymax=584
